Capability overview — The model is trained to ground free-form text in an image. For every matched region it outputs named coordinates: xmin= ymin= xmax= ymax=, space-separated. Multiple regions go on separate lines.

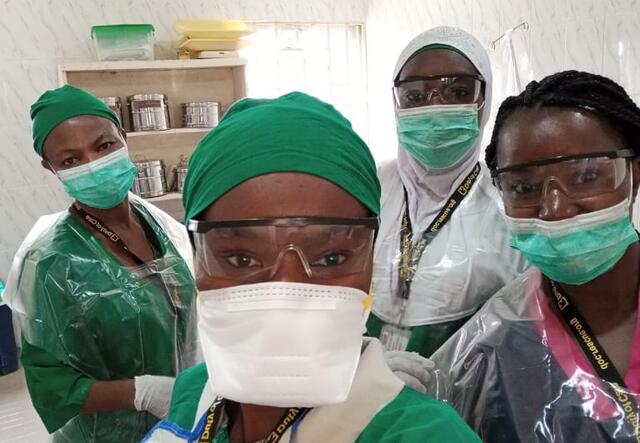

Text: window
xmin=240 ymin=23 xmax=368 ymax=142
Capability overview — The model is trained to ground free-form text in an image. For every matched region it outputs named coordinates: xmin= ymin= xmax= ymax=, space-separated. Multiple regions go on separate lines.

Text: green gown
xmin=10 ymin=198 xmax=198 ymax=442
xmin=141 ymin=338 xmax=480 ymax=443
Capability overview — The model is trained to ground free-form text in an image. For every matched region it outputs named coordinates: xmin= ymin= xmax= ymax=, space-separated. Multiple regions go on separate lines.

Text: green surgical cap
xmin=407 ymin=44 xmax=470 ymax=68
xmin=183 ymin=92 xmax=380 ymax=222
xmin=31 ymin=84 xmax=120 ymax=157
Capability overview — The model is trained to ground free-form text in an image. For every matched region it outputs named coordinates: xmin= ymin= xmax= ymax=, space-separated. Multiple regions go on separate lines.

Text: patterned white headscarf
xmin=394 ymin=26 xmax=493 ymax=230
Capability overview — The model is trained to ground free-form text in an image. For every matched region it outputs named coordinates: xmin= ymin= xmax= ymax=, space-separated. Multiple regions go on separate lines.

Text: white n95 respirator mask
xmin=197 ymin=281 xmax=372 ymax=407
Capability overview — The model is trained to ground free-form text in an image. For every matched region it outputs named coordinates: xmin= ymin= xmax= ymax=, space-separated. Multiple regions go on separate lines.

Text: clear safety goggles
xmin=187 ymin=217 xmax=379 ymax=283
xmin=492 ymin=149 xmax=635 ymax=208
xmin=393 ymin=74 xmax=485 ymax=109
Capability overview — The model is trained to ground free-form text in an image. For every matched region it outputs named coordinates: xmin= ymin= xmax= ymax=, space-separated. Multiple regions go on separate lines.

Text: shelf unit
xmin=59 ymin=58 xmax=247 ymax=220
xmin=126 ymin=127 xmax=210 ymax=138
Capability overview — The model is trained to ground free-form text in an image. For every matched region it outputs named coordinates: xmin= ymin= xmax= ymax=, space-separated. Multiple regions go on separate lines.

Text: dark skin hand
xmin=497 ymin=107 xmax=640 ymax=376
xmin=42 ymin=115 xmax=159 ymax=413
xmin=397 ymin=48 xmax=485 ymax=120
xmin=198 ymin=172 xmax=372 ymax=443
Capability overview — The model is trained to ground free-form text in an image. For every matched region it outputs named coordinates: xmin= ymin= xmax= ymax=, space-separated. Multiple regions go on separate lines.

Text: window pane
xmin=241 ymin=22 xmax=368 ymax=144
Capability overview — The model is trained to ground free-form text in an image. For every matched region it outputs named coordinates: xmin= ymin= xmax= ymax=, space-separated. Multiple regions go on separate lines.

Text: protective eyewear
xmin=393 ymin=74 xmax=485 ymax=109
xmin=491 ymin=149 xmax=635 ymax=208
xmin=187 ymin=217 xmax=379 ymax=282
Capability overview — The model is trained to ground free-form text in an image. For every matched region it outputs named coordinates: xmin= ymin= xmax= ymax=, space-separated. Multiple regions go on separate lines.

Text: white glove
xmin=384 ymin=350 xmax=436 ymax=394
xmin=134 ymin=375 xmax=175 ymax=419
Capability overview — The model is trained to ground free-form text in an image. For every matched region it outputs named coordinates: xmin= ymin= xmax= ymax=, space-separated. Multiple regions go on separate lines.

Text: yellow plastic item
xmin=175 ymin=36 xmax=250 ymax=52
xmin=177 ymin=49 xmax=192 ymax=60
xmin=174 ymin=20 xmax=253 ymax=39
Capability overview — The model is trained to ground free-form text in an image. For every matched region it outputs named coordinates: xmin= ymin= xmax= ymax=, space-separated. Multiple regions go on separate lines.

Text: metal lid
xmin=134 ymin=159 xmax=164 ymax=167
xmin=182 ymin=101 xmax=220 ymax=107
xmin=128 ymin=93 xmax=168 ymax=102
xmin=100 ymin=96 xmax=121 ymax=105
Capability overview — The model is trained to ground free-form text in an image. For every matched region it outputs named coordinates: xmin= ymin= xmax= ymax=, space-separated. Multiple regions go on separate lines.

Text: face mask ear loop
xmin=358 ymin=284 xmax=373 ymax=332
xmin=627 ymin=163 xmax=634 ymax=204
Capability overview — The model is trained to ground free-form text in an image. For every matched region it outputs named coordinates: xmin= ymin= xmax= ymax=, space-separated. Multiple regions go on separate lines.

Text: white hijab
xmin=394 ymin=26 xmax=493 ymax=231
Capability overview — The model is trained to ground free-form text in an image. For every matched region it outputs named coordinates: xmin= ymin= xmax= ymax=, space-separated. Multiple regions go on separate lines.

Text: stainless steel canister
xmin=182 ymin=102 xmax=220 ymax=128
xmin=176 ymin=167 xmax=188 ymax=192
xmin=132 ymin=159 xmax=167 ymax=198
xmin=128 ymin=94 xmax=170 ymax=131
xmin=100 ymin=96 xmax=123 ymax=127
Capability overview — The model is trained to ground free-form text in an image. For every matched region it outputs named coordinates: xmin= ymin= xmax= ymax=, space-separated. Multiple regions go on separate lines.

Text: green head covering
xmin=31 ymin=84 xmax=120 ymax=157
xmin=410 ymin=43 xmax=468 ymax=61
xmin=183 ymin=92 xmax=380 ymax=222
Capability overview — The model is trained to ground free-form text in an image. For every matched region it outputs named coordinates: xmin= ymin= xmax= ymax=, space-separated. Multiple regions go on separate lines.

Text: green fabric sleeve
xmin=20 ymin=339 xmax=95 ymax=433
xmin=355 ymin=387 xmax=481 ymax=443
xmin=167 ymin=363 xmax=210 ymax=430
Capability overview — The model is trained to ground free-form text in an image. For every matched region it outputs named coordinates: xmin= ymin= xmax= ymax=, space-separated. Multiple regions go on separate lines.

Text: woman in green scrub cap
xmin=142 ymin=91 xmax=481 ymax=443
xmin=4 ymin=85 xmax=198 ymax=442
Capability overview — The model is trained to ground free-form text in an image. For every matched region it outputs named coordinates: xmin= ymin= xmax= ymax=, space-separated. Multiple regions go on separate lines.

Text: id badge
xmin=380 ymin=323 xmax=412 ymax=351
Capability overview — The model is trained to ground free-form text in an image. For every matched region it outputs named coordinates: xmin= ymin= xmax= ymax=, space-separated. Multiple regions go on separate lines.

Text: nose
xmin=74 ymin=152 xmax=103 ymax=168
xmin=88 ymin=152 xmax=104 ymax=162
xmin=537 ymin=182 xmax=580 ymax=221
xmin=426 ymin=89 xmax=446 ymax=105
xmin=270 ymin=246 xmax=312 ymax=282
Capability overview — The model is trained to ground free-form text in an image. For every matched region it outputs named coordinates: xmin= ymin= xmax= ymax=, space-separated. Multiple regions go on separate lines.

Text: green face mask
xmin=54 ymin=147 xmax=137 ymax=209
xmin=505 ymin=199 xmax=639 ymax=285
xmin=396 ymin=104 xmax=480 ymax=169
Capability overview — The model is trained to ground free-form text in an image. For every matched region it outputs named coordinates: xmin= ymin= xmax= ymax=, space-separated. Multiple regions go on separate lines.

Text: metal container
xmin=128 ymin=94 xmax=170 ymax=131
xmin=182 ymin=102 xmax=220 ymax=128
xmin=100 ymin=96 xmax=123 ymax=127
xmin=133 ymin=159 xmax=167 ymax=198
xmin=176 ymin=167 xmax=188 ymax=192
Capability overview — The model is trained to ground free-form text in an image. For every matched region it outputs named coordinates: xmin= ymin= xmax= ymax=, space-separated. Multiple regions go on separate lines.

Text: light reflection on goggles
xmin=188 ymin=217 xmax=379 ymax=282
xmin=492 ymin=150 xmax=634 ymax=208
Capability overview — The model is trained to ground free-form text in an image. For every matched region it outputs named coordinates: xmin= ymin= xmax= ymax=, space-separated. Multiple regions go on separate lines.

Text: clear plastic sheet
xmin=431 ymin=268 xmax=640 ymax=443
xmin=369 ymin=163 xmax=528 ymax=355
xmin=4 ymin=195 xmax=198 ymax=442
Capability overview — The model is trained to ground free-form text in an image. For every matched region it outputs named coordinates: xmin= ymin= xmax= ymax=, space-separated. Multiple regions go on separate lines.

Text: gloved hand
xmin=384 ymin=350 xmax=436 ymax=394
xmin=134 ymin=375 xmax=176 ymax=419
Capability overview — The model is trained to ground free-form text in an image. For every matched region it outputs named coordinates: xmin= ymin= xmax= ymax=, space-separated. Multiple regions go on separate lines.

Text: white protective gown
xmin=369 ymin=26 xmax=528 ymax=357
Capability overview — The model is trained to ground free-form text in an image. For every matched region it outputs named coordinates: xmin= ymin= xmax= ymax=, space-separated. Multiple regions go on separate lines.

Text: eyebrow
xmin=219 ymin=227 xmax=263 ymax=240
xmin=89 ymin=131 xmax=115 ymax=147
xmin=51 ymin=147 xmax=83 ymax=160
xmin=50 ymin=130 xmax=114 ymax=158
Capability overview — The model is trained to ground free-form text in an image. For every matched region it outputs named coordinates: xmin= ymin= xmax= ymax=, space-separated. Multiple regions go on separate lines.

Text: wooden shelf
xmin=127 ymin=127 xmax=211 ymax=138
xmin=59 ymin=58 xmax=247 ymax=76
xmin=146 ymin=192 xmax=182 ymax=202
xmin=144 ymin=192 xmax=184 ymax=221
xmin=58 ymin=56 xmax=245 ymax=223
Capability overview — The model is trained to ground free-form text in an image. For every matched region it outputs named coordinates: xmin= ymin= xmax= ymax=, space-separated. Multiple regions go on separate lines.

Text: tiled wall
xmin=0 ymin=0 xmax=368 ymax=280
xmin=365 ymin=0 xmax=640 ymax=160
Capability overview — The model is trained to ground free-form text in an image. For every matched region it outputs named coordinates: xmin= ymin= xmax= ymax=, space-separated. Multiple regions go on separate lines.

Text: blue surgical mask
xmin=505 ymin=199 xmax=639 ymax=285
xmin=396 ymin=104 xmax=480 ymax=169
xmin=54 ymin=147 xmax=137 ymax=209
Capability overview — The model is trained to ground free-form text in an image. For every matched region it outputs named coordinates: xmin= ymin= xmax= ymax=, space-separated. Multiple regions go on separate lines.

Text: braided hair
xmin=485 ymin=70 xmax=640 ymax=171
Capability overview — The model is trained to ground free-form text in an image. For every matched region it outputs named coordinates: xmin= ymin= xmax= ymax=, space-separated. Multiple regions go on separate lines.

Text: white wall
xmin=0 ymin=0 xmax=368 ymax=280
xmin=365 ymin=0 xmax=640 ymax=160
xmin=3 ymin=0 xmax=640 ymax=278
